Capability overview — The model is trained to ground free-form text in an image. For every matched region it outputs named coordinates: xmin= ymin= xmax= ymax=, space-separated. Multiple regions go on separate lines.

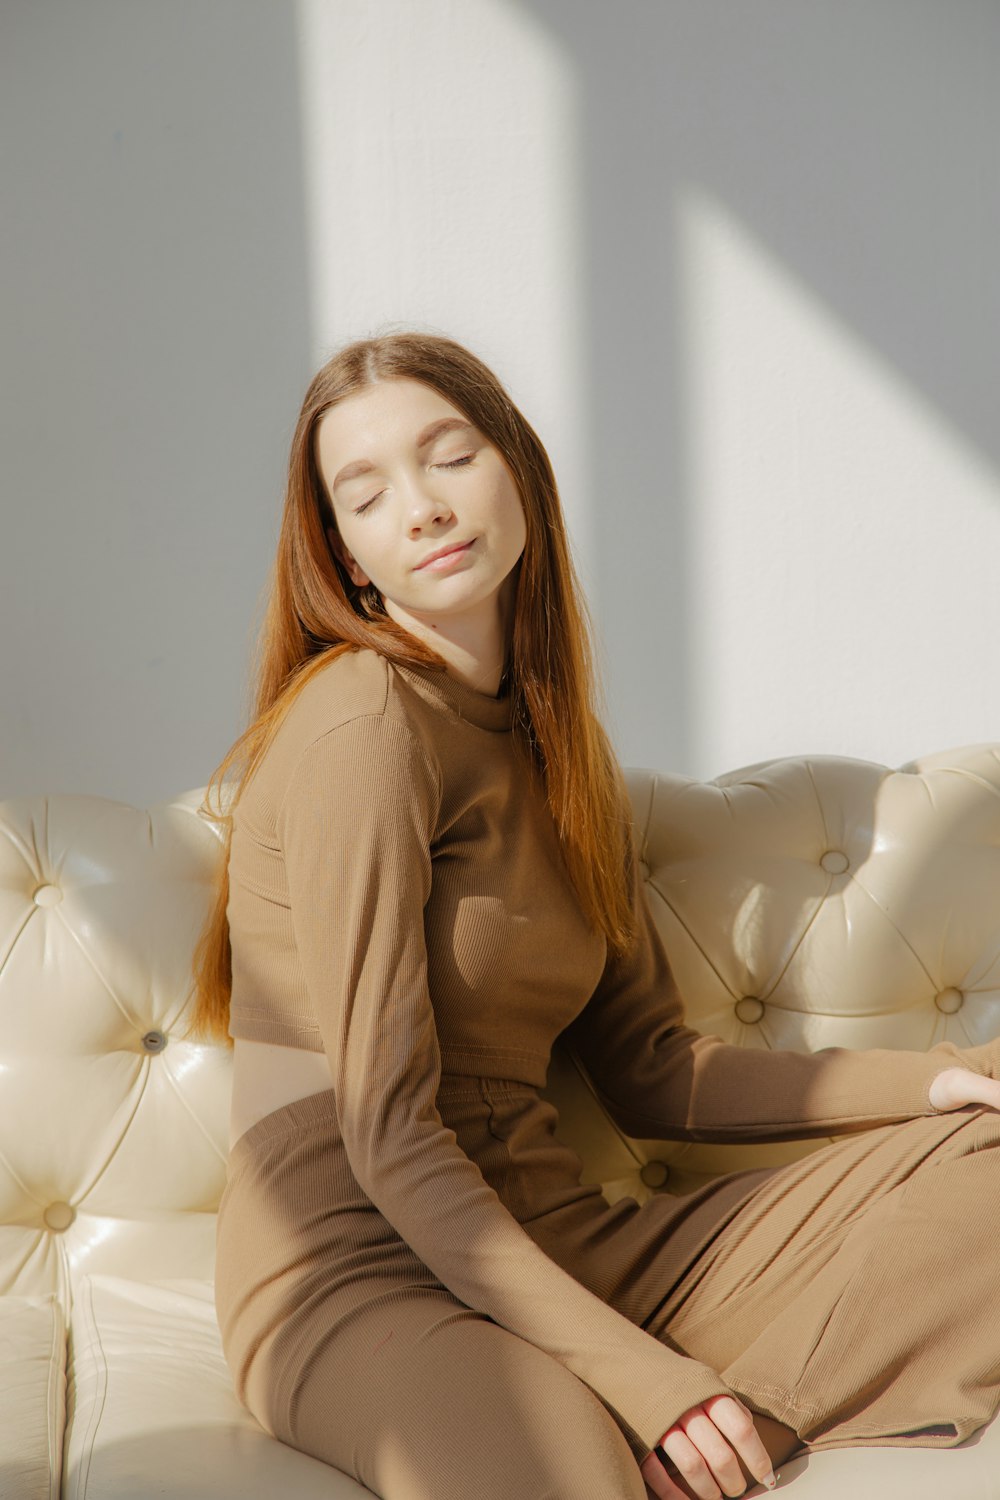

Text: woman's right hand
xmin=640 ymin=1394 xmax=776 ymax=1499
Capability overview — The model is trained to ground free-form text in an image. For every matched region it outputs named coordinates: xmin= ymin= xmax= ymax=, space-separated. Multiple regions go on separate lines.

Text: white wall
xmin=520 ymin=0 xmax=1000 ymax=778
xmin=0 ymin=0 xmax=313 ymax=805
xmin=680 ymin=189 xmax=1000 ymax=777
xmin=2 ymin=0 xmax=998 ymax=804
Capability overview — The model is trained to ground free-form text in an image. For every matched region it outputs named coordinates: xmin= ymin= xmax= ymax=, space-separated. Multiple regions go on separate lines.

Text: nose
xmin=403 ymin=470 xmax=453 ymax=532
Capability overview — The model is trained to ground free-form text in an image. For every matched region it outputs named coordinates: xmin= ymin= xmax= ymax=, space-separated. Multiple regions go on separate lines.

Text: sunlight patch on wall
xmin=677 ymin=186 xmax=1000 ymax=778
xmin=293 ymin=0 xmax=592 ymax=568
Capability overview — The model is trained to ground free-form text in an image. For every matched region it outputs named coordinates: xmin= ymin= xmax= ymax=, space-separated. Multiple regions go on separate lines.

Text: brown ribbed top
xmin=227 ymin=645 xmax=609 ymax=1077
xmin=224 ymin=643 xmax=984 ymax=1460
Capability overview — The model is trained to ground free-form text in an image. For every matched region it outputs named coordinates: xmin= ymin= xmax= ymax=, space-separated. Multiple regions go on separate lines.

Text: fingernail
xmin=763 ymin=1471 xmax=777 ymax=1491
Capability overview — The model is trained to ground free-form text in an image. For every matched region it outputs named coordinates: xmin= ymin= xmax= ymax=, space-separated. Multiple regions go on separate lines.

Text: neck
xmin=425 ymin=641 xmax=508 ymax=698
xmin=385 ymin=577 xmax=515 ymax=697
xmin=398 ymin=617 xmax=507 ymax=694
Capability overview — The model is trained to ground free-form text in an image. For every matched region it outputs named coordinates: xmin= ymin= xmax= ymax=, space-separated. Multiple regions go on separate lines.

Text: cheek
xmin=335 ymin=517 xmax=381 ymax=574
xmin=491 ymin=475 xmax=527 ymax=542
xmin=505 ymin=494 xmax=528 ymax=558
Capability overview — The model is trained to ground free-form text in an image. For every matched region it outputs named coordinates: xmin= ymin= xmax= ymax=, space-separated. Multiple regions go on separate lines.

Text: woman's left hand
xmin=928 ymin=1066 xmax=1000 ymax=1113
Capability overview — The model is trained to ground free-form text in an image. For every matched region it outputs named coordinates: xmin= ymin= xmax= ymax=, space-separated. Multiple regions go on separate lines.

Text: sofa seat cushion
xmin=57 ymin=1276 xmax=1000 ymax=1500
xmin=63 ymin=1276 xmax=374 ymax=1499
xmin=0 ymin=1295 xmax=66 ymax=1500
xmin=773 ymin=1417 xmax=1000 ymax=1499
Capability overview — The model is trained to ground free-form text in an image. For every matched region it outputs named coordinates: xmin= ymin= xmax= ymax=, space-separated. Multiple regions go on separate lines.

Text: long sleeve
xmin=561 ymin=826 xmax=999 ymax=1145
xmin=275 ymin=713 xmax=732 ymax=1464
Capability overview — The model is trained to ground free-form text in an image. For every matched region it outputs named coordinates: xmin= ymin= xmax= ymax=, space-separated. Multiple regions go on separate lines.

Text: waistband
xmin=227 ymin=1074 xmax=544 ymax=1173
xmin=228 ymin=1086 xmax=340 ymax=1173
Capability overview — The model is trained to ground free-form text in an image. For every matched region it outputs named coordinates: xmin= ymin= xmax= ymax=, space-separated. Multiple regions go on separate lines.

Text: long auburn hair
xmin=187 ymin=330 xmax=639 ymax=1045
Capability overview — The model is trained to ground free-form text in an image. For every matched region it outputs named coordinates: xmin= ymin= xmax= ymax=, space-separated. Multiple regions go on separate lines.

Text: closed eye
xmin=354 ymin=454 xmax=475 ymax=514
xmin=354 ymin=494 xmax=382 ymax=514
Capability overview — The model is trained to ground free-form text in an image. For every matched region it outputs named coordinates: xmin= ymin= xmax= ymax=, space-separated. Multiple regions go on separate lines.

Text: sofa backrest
xmin=2 ymin=744 xmax=998 ymax=1318
xmin=0 ymin=787 xmax=230 ymax=1307
xmin=546 ymin=743 xmax=1000 ymax=1199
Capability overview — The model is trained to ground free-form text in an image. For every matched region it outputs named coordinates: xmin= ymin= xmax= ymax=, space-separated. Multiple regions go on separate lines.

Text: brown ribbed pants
xmin=215 ymin=1079 xmax=1000 ymax=1500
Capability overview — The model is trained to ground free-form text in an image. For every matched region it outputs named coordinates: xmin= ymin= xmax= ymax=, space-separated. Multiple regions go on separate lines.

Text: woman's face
xmin=316 ymin=378 xmax=527 ymax=642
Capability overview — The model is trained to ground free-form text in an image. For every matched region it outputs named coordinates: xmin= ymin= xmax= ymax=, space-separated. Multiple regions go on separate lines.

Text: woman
xmin=190 ymin=331 xmax=1000 ymax=1500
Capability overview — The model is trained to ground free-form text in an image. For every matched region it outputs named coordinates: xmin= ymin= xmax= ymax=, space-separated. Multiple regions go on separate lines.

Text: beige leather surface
xmin=0 ymin=791 xmax=231 ymax=1307
xmin=0 ymin=1296 xmax=64 ymax=1500
xmin=63 ymin=1276 xmax=370 ymax=1500
xmin=544 ymin=743 xmax=1000 ymax=1200
xmin=1 ymin=744 xmax=998 ymax=1496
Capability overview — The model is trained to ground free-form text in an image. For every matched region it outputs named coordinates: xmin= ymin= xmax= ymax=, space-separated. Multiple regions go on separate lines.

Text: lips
xmin=416 ymin=539 xmax=473 ymax=570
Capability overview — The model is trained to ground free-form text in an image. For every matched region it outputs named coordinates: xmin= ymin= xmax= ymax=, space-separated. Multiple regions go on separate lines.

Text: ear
xmin=326 ymin=523 xmax=371 ymax=588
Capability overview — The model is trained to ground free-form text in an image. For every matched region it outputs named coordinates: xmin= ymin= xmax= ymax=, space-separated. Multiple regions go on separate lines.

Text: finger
xmin=660 ymin=1426 xmax=725 ymax=1500
xmin=703 ymin=1395 xmax=776 ymax=1491
xmin=677 ymin=1409 xmax=748 ymax=1498
xmin=640 ymin=1449 xmax=693 ymax=1500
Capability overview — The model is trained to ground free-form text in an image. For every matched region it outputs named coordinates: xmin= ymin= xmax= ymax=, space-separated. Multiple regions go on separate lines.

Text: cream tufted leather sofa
xmin=2 ymin=742 xmax=999 ymax=1500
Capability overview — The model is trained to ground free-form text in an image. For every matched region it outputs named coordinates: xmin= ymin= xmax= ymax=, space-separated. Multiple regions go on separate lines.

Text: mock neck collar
xmin=392 ymin=658 xmax=513 ymax=732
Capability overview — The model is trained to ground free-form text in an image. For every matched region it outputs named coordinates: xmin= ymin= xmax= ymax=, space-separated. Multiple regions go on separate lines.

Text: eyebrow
xmin=331 ymin=417 xmax=476 ymax=491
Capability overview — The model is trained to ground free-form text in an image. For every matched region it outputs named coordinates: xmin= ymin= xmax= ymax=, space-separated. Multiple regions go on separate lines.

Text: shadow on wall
xmin=513 ymin=0 xmax=1000 ymax=772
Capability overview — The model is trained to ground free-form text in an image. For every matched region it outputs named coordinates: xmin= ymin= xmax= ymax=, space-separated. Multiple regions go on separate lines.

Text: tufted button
xmin=735 ymin=996 xmax=765 ymax=1024
xmin=934 ymin=987 xmax=964 ymax=1015
xmin=640 ymin=1160 xmax=670 ymax=1189
xmin=142 ymin=1029 xmax=168 ymax=1053
xmin=32 ymin=883 xmax=63 ymax=907
xmin=819 ymin=850 xmax=850 ymax=875
xmin=44 ymin=1202 xmax=76 ymax=1232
